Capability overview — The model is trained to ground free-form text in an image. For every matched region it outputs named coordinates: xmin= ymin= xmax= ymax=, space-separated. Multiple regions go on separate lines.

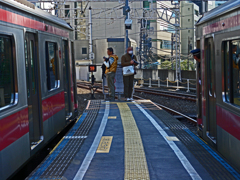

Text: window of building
xmin=82 ymin=47 xmax=87 ymax=54
xmin=0 ymin=35 xmax=16 ymax=109
xmin=65 ymin=5 xmax=70 ymax=18
xmin=188 ymin=30 xmax=191 ymax=33
xmin=195 ymin=10 xmax=199 ymax=16
xmin=188 ymin=8 xmax=190 ymax=11
xmin=160 ymin=40 xmax=172 ymax=50
xmin=223 ymin=40 xmax=240 ymax=106
xmin=188 ymin=19 xmax=190 ymax=22
xmin=46 ymin=42 xmax=59 ymax=91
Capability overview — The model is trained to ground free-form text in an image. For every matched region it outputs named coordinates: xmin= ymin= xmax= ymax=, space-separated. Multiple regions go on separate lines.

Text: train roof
xmin=197 ymin=0 xmax=240 ymax=25
xmin=0 ymin=0 xmax=72 ymax=30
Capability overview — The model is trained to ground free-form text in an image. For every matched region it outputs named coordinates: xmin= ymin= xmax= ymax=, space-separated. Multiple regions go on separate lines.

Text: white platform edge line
xmin=73 ymin=101 xmax=110 ymax=180
xmin=133 ymin=101 xmax=202 ymax=180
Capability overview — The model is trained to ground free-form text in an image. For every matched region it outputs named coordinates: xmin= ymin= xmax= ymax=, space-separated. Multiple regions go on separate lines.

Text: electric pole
xmin=125 ymin=0 xmax=129 ymax=50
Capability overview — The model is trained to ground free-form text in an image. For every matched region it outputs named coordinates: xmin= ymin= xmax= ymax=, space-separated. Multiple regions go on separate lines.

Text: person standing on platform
xmin=121 ymin=47 xmax=138 ymax=101
xmin=103 ymin=47 xmax=118 ymax=101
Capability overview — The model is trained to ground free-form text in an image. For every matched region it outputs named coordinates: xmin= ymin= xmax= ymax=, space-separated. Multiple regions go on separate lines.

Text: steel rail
xmin=133 ymin=95 xmax=197 ymax=124
xmin=134 ymin=88 xmax=196 ymax=102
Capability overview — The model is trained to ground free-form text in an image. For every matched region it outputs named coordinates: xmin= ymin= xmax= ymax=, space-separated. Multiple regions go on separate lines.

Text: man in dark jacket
xmin=121 ymin=47 xmax=138 ymax=101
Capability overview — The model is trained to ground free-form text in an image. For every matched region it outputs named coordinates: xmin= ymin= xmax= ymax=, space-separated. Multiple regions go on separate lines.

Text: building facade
xmin=180 ymin=1 xmax=200 ymax=57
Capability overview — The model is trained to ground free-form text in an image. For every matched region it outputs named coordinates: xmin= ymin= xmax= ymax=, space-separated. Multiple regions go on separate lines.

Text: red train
xmin=196 ymin=0 xmax=240 ymax=171
xmin=0 ymin=1 xmax=78 ymax=179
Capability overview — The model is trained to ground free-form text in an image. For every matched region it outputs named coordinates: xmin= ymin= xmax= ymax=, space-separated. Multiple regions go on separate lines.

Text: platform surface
xmin=27 ymin=100 xmax=240 ymax=180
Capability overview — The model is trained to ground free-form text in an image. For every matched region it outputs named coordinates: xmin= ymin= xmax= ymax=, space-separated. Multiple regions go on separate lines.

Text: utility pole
xmin=171 ymin=33 xmax=174 ymax=70
xmin=125 ymin=0 xmax=129 ymax=50
xmin=173 ymin=1 xmax=181 ymax=82
xmin=139 ymin=19 xmax=143 ymax=69
xmin=188 ymin=36 xmax=190 ymax=70
xmin=89 ymin=6 xmax=93 ymax=64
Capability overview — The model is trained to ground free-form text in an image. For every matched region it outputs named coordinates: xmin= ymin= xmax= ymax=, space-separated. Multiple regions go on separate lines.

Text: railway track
xmin=77 ymin=82 xmax=197 ymax=125
xmin=77 ymin=81 xmax=196 ymax=102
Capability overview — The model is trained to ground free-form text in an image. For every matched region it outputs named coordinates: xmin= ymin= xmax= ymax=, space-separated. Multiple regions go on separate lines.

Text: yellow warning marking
xmin=49 ymin=137 xmax=64 ymax=154
xmin=117 ymin=103 xmax=150 ymax=180
xmin=108 ymin=116 xmax=117 ymax=119
xmin=96 ymin=136 xmax=113 ymax=153
xmin=75 ymin=114 xmax=82 ymax=123
xmin=200 ymin=137 xmax=208 ymax=144
xmin=166 ymin=136 xmax=179 ymax=141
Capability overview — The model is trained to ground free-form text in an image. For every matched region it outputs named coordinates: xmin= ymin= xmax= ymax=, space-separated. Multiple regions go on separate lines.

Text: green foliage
xmin=161 ymin=60 xmax=172 ymax=69
xmin=160 ymin=59 xmax=195 ymax=70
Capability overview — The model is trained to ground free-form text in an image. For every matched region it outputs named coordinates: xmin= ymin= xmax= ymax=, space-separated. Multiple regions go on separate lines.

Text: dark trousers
xmin=123 ymin=75 xmax=134 ymax=98
xmin=106 ymin=72 xmax=115 ymax=99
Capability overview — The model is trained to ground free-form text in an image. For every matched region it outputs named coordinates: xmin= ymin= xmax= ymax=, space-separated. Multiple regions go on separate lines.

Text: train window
xmin=46 ymin=42 xmax=59 ymax=91
xmin=223 ymin=40 xmax=240 ymax=106
xmin=231 ymin=41 xmax=240 ymax=105
xmin=0 ymin=36 xmax=15 ymax=108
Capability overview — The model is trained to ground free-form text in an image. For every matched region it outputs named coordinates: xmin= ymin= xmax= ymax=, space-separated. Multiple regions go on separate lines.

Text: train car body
xmin=196 ymin=0 xmax=240 ymax=170
xmin=0 ymin=0 xmax=78 ymax=179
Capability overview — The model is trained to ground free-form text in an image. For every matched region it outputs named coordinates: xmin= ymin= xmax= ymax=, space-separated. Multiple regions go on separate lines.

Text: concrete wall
xmin=93 ymin=39 xmax=108 ymax=64
xmin=108 ymin=41 xmax=125 ymax=61
xmin=74 ymin=40 xmax=89 ymax=60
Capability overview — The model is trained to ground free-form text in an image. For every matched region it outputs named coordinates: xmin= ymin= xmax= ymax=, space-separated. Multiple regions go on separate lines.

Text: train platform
xmin=27 ymin=100 xmax=240 ymax=180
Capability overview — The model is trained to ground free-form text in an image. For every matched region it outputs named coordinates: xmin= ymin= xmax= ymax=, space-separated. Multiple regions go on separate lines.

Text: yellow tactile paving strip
xmin=96 ymin=136 xmax=113 ymax=153
xmin=117 ymin=103 xmax=150 ymax=180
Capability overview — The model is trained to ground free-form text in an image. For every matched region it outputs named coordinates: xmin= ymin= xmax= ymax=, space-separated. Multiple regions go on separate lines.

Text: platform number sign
xmin=89 ymin=65 xmax=96 ymax=72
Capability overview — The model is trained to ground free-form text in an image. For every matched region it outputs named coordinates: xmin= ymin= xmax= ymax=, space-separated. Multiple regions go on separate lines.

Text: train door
xmin=62 ymin=40 xmax=71 ymax=119
xmin=71 ymin=41 xmax=78 ymax=114
xmin=24 ymin=33 xmax=42 ymax=148
xmin=205 ymin=37 xmax=217 ymax=143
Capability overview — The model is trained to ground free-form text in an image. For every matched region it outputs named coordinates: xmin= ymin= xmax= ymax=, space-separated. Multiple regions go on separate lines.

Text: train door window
xmin=25 ymin=40 xmax=30 ymax=97
xmin=30 ymin=40 xmax=36 ymax=94
xmin=0 ymin=35 xmax=16 ymax=109
xmin=46 ymin=42 xmax=59 ymax=91
xmin=231 ymin=40 xmax=240 ymax=105
xmin=223 ymin=41 xmax=230 ymax=102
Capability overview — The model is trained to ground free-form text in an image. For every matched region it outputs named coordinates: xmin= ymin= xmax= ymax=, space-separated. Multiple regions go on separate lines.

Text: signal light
xmin=89 ymin=65 xmax=96 ymax=72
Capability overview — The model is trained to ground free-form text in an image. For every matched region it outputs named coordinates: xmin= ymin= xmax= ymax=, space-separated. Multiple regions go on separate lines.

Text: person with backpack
xmin=103 ymin=47 xmax=118 ymax=101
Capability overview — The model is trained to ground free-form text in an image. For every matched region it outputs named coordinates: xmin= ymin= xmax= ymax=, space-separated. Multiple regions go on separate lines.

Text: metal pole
xmin=149 ymin=78 xmax=152 ymax=88
xmin=139 ymin=19 xmax=143 ymax=69
xmin=188 ymin=36 xmax=190 ymax=70
xmin=125 ymin=0 xmax=129 ymax=50
xmin=89 ymin=6 xmax=93 ymax=65
xmin=187 ymin=79 xmax=190 ymax=92
xmin=174 ymin=1 xmax=181 ymax=81
xmin=158 ymin=77 xmax=160 ymax=88
xmin=167 ymin=77 xmax=168 ymax=87
xmin=176 ymin=79 xmax=179 ymax=91
xmin=171 ymin=33 xmax=174 ymax=70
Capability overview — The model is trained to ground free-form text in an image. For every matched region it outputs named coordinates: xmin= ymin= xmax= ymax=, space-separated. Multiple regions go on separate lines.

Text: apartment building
xmin=180 ymin=1 xmax=200 ymax=57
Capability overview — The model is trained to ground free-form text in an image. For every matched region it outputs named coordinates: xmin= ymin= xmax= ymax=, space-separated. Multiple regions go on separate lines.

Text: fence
xmin=135 ymin=77 xmax=196 ymax=92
